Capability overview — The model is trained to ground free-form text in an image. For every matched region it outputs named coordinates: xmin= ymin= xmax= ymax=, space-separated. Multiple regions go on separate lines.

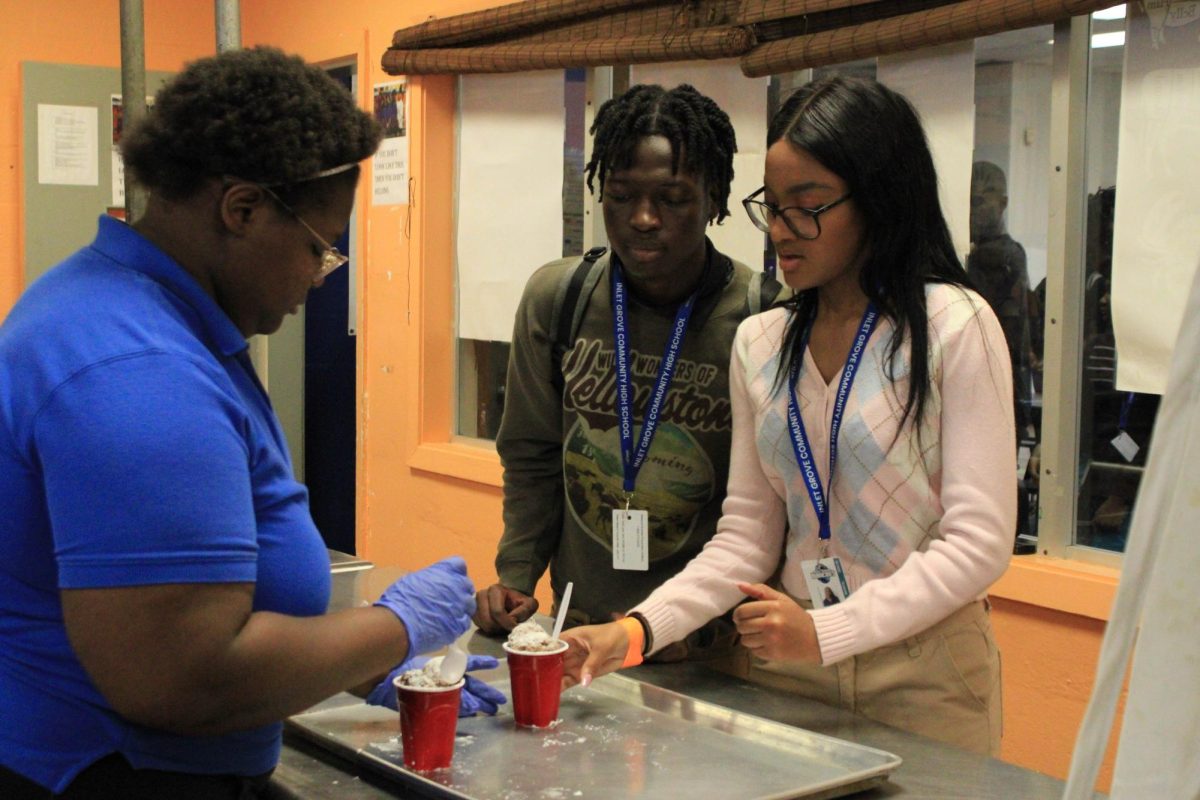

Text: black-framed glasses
xmin=742 ymin=186 xmax=853 ymax=241
xmin=259 ymin=184 xmax=349 ymax=282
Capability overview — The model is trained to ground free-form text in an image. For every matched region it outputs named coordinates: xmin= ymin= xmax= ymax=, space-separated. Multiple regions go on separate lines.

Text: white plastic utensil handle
xmin=551 ymin=581 xmax=573 ymax=641
xmin=437 ymin=623 xmax=476 ymax=684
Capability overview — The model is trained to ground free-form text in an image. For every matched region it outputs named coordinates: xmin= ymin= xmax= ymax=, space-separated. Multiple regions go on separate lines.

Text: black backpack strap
xmin=550 ymin=246 xmax=607 ymax=394
xmin=747 ymin=269 xmax=786 ymax=315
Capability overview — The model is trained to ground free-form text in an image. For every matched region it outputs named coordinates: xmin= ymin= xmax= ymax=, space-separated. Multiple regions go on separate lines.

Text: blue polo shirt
xmin=0 ymin=216 xmax=331 ymax=791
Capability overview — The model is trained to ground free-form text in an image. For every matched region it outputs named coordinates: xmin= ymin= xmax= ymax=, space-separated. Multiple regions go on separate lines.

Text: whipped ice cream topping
xmin=396 ymin=656 xmax=458 ymax=688
xmin=506 ymin=620 xmax=560 ymax=652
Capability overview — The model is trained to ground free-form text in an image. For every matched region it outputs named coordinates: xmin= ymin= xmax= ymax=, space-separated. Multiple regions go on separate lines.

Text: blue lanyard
xmin=1118 ymin=392 xmax=1135 ymax=430
xmin=612 ymin=263 xmax=697 ymax=497
xmin=786 ymin=303 xmax=878 ymax=541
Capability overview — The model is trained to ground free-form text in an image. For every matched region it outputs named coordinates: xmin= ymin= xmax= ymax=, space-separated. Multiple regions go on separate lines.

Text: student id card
xmin=1111 ymin=430 xmax=1139 ymax=462
xmin=801 ymin=557 xmax=851 ymax=607
xmin=613 ymin=509 xmax=649 ymax=571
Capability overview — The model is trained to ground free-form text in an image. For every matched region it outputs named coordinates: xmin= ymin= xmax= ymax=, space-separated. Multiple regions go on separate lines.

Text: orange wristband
xmin=617 ymin=616 xmax=645 ymax=668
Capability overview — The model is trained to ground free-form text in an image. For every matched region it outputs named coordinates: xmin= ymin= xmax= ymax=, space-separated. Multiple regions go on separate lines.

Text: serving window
xmin=440 ymin=9 xmax=1191 ymax=566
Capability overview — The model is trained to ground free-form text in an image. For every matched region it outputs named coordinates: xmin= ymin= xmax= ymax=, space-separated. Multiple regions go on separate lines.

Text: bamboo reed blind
xmin=383 ymin=0 xmax=1121 ymax=76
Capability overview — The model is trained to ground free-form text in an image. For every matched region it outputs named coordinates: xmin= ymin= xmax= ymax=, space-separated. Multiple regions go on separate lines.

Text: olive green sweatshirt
xmin=495 ymin=242 xmax=774 ymax=630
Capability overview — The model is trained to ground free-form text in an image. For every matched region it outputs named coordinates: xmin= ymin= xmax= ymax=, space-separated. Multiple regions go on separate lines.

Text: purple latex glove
xmin=373 ymin=556 xmax=476 ymax=657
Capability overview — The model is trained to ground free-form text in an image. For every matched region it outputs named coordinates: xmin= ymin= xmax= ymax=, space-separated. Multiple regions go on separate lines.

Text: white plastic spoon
xmin=551 ymin=581 xmax=574 ymax=642
xmin=438 ymin=623 xmax=475 ymax=684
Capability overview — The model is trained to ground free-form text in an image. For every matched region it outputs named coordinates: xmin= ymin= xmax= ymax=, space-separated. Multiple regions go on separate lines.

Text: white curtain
xmin=1109 ymin=2 xmax=1200 ymax=393
xmin=456 ymin=71 xmax=565 ymax=342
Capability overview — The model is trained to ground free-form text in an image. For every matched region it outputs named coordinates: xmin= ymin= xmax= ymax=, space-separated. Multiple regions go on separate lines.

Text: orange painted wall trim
xmin=991 ymin=596 xmax=1126 ymax=789
xmin=410 ymin=442 xmax=503 ymax=487
xmin=991 ymin=555 xmax=1120 ymax=621
xmin=411 ymin=74 xmax=456 ymax=455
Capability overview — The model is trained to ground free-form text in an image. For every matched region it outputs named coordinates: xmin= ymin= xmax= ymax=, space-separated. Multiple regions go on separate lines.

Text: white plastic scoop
xmin=438 ymin=623 xmax=476 ymax=684
xmin=551 ymin=581 xmax=574 ymax=642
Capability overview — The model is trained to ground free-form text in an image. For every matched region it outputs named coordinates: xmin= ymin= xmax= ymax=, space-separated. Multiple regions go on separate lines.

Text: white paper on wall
xmin=878 ymin=44 xmax=977 ymax=262
xmin=111 ymin=95 xmax=125 ymax=205
xmin=1109 ymin=2 xmax=1200 ymax=394
xmin=456 ymin=72 xmax=564 ymax=343
xmin=109 ymin=94 xmax=155 ymax=206
xmin=38 ymin=104 xmax=98 ymax=186
xmin=372 ymin=79 xmax=409 ymax=206
xmin=632 ymin=61 xmax=770 ymax=270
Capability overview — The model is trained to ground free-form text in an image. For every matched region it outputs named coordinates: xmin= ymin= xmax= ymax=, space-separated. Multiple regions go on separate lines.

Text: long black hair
xmin=771 ymin=75 xmax=972 ymax=436
xmin=585 ymin=83 xmax=737 ymax=222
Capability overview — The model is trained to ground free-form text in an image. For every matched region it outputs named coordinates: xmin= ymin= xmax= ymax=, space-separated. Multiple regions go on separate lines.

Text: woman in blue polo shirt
xmin=0 ymin=47 xmax=487 ymax=798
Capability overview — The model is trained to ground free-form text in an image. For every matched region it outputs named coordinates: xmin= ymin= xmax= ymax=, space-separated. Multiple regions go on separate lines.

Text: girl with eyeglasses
xmin=562 ymin=76 xmax=1015 ymax=756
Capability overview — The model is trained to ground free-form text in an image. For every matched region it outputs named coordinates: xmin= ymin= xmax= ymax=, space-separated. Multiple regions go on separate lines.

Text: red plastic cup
xmin=393 ymin=675 xmax=464 ymax=771
xmin=503 ymin=640 xmax=569 ymax=727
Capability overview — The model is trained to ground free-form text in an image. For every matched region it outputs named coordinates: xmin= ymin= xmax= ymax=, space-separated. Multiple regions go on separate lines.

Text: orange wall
xmin=4 ymin=2 xmax=1121 ymax=793
xmin=0 ymin=1 xmax=216 ymax=317
xmin=236 ymin=0 xmax=515 ymax=596
xmin=991 ymin=596 xmax=1124 ymax=788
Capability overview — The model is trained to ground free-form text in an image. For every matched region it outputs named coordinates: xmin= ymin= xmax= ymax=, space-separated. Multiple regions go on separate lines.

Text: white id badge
xmin=612 ymin=509 xmax=649 ymax=571
xmin=1017 ymin=445 xmax=1032 ymax=479
xmin=801 ymin=557 xmax=851 ymax=607
xmin=1111 ymin=430 xmax=1139 ymax=462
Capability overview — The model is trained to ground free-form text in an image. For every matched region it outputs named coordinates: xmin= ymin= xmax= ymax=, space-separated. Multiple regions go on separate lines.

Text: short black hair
xmin=584 ymin=83 xmax=736 ymax=223
xmin=121 ymin=46 xmax=382 ymax=204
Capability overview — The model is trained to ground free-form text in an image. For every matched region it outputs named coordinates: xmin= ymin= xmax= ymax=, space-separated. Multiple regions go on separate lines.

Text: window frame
xmin=1037 ymin=15 xmax=1123 ymax=569
xmin=408 ymin=67 xmax=621 ymax=487
xmin=411 ymin=26 xmax=1129 ymax=572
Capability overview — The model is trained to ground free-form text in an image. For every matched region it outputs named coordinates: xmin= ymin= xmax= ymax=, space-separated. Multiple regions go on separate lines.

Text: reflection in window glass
xmin=813 ymin=61 xmax=877 ymax=83
xmin=456 ymin=70 xmax=587 ymax=440
xmin=563 ymin=68 xmax=587 ymax=257
xmin=970 ymin=26 xmax=1052 ymax=549
xmin=768 ymin=61 xmax=878 ymax=124
xmin=1074 ymin=9 xmax=1157 ymax=554
xmin=456 ymin=339 xmax=510 ymax=440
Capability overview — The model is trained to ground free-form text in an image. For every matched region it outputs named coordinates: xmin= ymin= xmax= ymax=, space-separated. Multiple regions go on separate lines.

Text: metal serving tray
xmin=286 ymin=663 xmax=901 ymax=800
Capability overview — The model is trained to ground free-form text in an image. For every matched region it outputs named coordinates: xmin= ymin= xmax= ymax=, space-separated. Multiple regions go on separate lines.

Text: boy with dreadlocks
xmin=474 ymin=84 xmax=780 ymax=661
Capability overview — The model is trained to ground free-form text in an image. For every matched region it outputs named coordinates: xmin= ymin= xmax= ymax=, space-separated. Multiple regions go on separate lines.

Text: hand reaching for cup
xmin=560 ymin=622 xmax=631 ymax=689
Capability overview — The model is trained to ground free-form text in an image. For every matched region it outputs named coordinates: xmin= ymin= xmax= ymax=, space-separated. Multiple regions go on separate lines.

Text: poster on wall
xmin=371 ymin=79 xmax=409 ymax=206
xmin=111 ymin=94 xmax=155 ymax=206
xmin=38 ymin=104 xmax=98 ymax=186
xmin=1110 ymin=0 xmax=1200 ymax=394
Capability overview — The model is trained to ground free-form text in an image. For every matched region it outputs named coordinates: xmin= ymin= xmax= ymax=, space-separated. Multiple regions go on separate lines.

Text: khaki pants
xmin=715 ymin=599 xmax=1003 ymax=756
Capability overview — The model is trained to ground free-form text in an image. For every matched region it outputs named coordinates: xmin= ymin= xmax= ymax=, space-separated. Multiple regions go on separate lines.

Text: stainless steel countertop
xmin=268 ymin=567 xmax=1091 ymax=799
xmin=326 ymin=549 xmax=374 ymax=574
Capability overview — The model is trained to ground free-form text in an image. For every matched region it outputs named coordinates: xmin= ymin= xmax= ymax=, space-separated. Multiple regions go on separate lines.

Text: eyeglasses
xmin=742 ymin=186 xmax=853 ymax=241
xmin=259 ymin=185 xmax=349 ymax=281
